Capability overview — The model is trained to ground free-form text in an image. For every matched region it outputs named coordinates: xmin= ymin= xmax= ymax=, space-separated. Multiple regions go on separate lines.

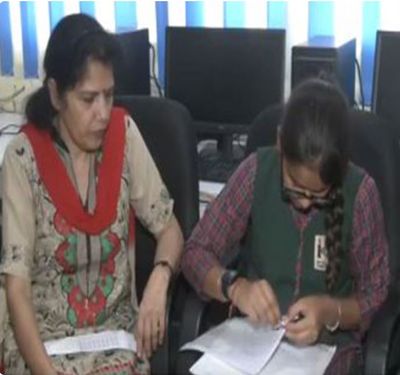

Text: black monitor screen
xmin=165 ymin=27 xmax=285 ymax=125
xmin=114 ymin=29 xmax=150 ymax=96
xmin=372 ymin=30 xmax=400 ymax=129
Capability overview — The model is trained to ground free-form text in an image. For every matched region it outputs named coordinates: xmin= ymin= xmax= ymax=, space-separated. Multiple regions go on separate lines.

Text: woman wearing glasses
xmin=181 ymin=78 xmax=389 ymax=373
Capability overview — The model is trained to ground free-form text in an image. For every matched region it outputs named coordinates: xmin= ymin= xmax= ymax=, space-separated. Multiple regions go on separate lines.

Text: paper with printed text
xmin=181 ymin=317 xmax=336 ymax=375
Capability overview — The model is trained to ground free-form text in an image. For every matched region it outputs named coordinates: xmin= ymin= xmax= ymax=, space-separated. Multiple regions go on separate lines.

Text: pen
xmin=275 ymin=312 xmax=305 ymax=329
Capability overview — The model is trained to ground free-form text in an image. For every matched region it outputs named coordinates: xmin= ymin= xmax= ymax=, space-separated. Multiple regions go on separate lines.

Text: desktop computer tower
xmin=372 ymin=31 xmax=400 ymax=136
xmin=291 ymin=37 xmax=356 ymax=104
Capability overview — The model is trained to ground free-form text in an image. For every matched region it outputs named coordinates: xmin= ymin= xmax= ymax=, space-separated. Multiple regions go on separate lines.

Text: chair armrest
xmin=173 ymin=289 xmax=208 ymax=374
xmin=178 ymin=289 xmax=209 ymax=347
xmin=174 ymin=288 xmax=231 ymax=374
xmin=150 ymin=278 xmax=175 ymax=374
xmin=364 ymin=286 xmax=400 ymax=375
xmin=150 ymin=332 xmax=169 ymax=374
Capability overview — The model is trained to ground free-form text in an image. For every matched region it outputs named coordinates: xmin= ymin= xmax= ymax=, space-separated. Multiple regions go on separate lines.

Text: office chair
xmin=114 ymin=95 xmax=199 ymax=374
xmin=348 ymin=110 xmax=400 ymax=375
xmin=176 ymin=106 xmax=400 ymax=374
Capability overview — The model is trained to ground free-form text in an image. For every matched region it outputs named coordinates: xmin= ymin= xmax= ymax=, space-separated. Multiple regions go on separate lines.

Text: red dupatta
xmin=22 ymin=107 xmax=127 ymax=235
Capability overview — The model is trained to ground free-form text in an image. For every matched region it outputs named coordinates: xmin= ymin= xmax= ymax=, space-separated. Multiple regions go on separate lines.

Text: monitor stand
xmin=195 ymin=121 xmax=247 ymax=182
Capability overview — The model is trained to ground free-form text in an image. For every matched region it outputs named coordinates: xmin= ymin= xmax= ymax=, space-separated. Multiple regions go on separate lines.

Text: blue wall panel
xmin=0 ymin=1 xmax=14 ymax=75
xmin=308 ymin=1 xmax=334 ymax=39
xmin=20 ymin=1 xmax=38 ymax=78
xmin=49 ymin=1 xmax=64 ymax=31
xmin=186 ymin=1 xmax=204 ymax=27
xmin=362 ymin=1 xmax=380 ymax=106
xmin=156 ymin=1 xmax=168 ymax=87
xmin=80 ymin=1 xmax=95 ymax=17
xmin=268 ymin=1 xmax=287 ymax=29
xmin=115 ymin=1 xmax=137 ymax=33
xmin=224 ymin=1 xmax=245 ymax=28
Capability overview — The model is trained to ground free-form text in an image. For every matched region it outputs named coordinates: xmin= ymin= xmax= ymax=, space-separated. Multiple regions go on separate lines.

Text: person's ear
xmin=47 ymin=78 xmax=62 ymax=111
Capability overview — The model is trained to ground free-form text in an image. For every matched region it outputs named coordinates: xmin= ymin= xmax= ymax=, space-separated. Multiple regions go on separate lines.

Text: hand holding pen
xmin=283 ymin=296 xmax=334 ymax=345
xmin=229 ymin=278 xmax=281 ymax=327
xmin=275 ymin=312 xmax=304 ymax=330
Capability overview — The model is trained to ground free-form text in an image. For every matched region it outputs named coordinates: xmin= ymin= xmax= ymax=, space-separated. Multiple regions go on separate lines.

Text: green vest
xmin=240 ymin=147 xmax=364 ymax=345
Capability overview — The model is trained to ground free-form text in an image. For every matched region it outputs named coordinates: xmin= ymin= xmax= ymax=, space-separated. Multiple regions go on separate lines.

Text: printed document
xmin=181 ymin=318 xmax=285 ymax=374
xmin=181 ymin=317 xmax=336 ymax=375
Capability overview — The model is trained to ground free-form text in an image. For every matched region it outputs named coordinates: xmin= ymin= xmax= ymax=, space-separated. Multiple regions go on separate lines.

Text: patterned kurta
xmin=0 ymin=115 xmax=173 ymax=375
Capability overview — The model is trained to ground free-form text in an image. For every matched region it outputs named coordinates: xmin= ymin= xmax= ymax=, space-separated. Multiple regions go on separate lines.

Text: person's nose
xmin=95 ymin=94 xmax=111 ymax=121
xmin=296 ymin=197 xmax=312 ymax=211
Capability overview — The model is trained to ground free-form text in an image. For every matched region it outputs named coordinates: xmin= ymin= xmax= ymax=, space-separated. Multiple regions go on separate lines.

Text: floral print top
xmin=0 ymin=115 xmax=173 ymax=375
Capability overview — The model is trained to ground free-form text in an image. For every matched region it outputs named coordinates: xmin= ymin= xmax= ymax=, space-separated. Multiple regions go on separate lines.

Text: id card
xmin=314 ymin=235 xmax=328 ymax=271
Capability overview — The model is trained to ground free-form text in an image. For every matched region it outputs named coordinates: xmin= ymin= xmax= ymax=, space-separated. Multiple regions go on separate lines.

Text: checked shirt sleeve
xmin=182 ymin=153 xmax=257 ymax=295
xmin=349 ymin=174 xmax=390 ymax=335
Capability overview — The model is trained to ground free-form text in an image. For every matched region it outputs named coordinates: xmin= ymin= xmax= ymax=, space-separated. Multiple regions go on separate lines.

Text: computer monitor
xmin=114 ymin=29 xmax=150 ymax=95
xmin=165 ymin=27 xmax=286 ymax=134
xmin=372 ymin=30 xmax=400 ymax=136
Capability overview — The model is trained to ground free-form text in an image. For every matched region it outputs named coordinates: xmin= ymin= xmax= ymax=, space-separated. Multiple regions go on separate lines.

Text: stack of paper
xmin=180 ymin=318 xmax=336 ymax=375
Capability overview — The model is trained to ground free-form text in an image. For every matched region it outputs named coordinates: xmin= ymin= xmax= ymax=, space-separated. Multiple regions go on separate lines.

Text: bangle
xmin=154 ymin=260 xmax=174 ymax=278
xmin=325 ymin=300 xmax=342 ymax=332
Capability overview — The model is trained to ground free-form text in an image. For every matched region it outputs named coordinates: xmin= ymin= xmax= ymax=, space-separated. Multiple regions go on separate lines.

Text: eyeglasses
xmin=280 ymin=159 xmax=333 ymax=208
xmin=281 ymin=185 xmax=333 ymax=207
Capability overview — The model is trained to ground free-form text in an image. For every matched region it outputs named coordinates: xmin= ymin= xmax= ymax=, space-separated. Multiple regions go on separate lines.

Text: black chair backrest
xmin=245 ymin=104 xmax=283 ymax=155
xmin=114 ymin=95 xmax=199 ymax=373
xmin=246 ymin=106 xmax=400 ymax=279
xmin=347 ymin=110 xmax=400 ymax=278
xmin=114 ymin=95 xmax=199 ymax=297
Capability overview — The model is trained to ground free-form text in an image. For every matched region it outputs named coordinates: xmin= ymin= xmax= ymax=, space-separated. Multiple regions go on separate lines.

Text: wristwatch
xmin=220 ymin=270 xmax=240 ymax=301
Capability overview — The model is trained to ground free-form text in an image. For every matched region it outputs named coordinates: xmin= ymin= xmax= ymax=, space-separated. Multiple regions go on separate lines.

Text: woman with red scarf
xmin=0 ymin=14 xmax=183 ymax=375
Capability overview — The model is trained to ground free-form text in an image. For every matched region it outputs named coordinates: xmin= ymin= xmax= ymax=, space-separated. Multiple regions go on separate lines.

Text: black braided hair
xmin=324 ymin=188 xmax=344 ymax=292
xmin=280 ymin=78 xmax=350 ymax=292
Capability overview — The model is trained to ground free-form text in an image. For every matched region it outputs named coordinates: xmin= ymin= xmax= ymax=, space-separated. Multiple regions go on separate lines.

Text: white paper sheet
xmin=44 ymin=330 xmax=136 ymax=356
xmin=259 ymin=341 xmax=336 ymax=375
xmin=181 ymin=317 xmax=285 ymax=375
xmin=190 ymin=341 xmax=336 ymax=375
xmin=190 ymin=353 xmax=243 ymax=375
xmin=183 ymin=317 xmax=336 ymax=375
